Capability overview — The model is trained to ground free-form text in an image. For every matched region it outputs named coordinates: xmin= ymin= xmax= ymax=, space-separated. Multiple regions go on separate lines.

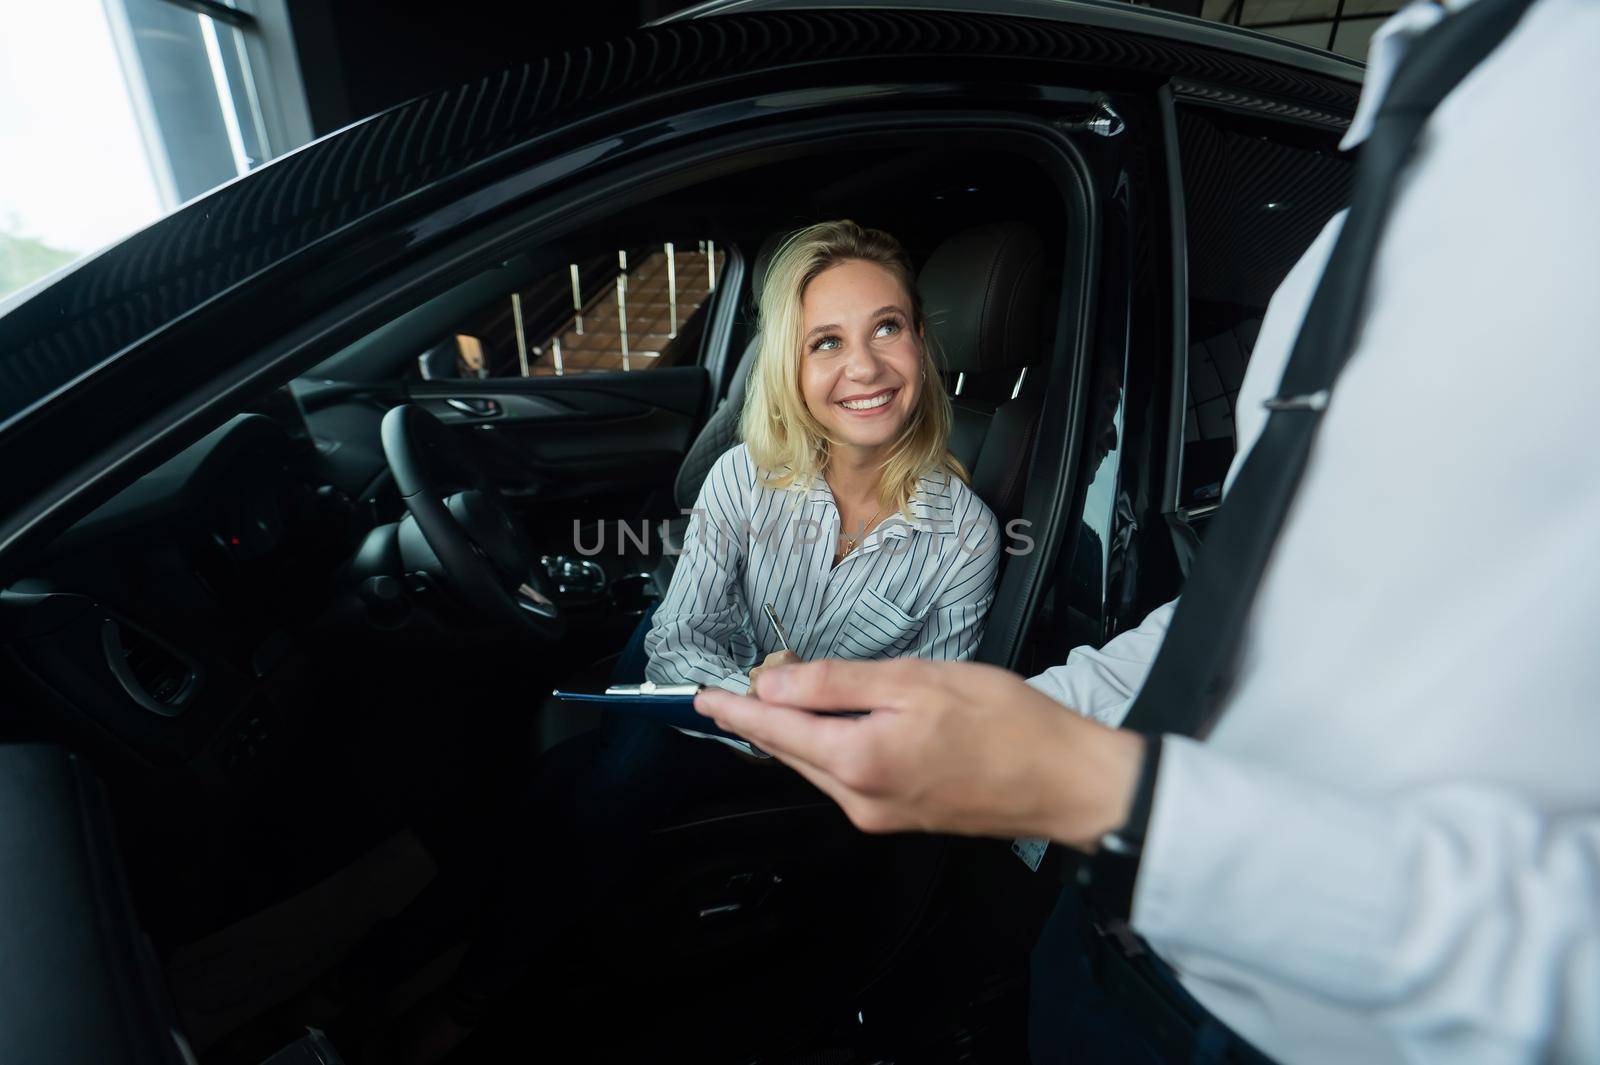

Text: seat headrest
xmin=918 ymin=222 xmax=1045 ymax=375
xmin=749 ymin=231 xmax=789 ymax=300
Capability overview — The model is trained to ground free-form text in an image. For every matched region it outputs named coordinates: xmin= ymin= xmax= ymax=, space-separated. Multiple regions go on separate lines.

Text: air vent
xmin=100 ymin=617 xmax=200 ymax=717
xmin=123 ymin=628 xmax=187 ymax=703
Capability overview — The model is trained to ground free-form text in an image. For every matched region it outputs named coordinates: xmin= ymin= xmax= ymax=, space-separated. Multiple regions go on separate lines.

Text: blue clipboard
xmin=551 ymin=683 xmax=743 ymax=740
xmin=552 ymin=682 xmax=869 ymax=736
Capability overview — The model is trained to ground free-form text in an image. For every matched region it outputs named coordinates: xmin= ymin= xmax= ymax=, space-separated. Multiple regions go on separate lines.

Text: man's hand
xmin=746 ymin=649 xmax=800 ymax=689
xmin=694 ymin=659 xmax=1145 ymax=849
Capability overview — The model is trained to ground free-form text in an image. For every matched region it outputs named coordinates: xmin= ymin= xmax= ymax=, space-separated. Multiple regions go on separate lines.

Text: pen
xmin=760 ymin=604 xmax=862 ymax=717
xmin=762 ymin=602 xmax=792 ymax=652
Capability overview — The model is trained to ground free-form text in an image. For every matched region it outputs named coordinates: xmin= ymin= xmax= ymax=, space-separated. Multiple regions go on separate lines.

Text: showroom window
xmin=0 ymin=0 xmax=311 ymax=304
xmin=421 ymin=242 xmax=727 ymax=379
xmin=1197 ymin=0 xmax=1402 ymax=60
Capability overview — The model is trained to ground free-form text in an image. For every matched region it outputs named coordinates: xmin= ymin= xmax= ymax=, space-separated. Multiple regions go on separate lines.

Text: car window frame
xmin=0 ymin=104 xmax=1100 ymax=624
xmin=1162 ymin=89 xmax=1357 ymax=528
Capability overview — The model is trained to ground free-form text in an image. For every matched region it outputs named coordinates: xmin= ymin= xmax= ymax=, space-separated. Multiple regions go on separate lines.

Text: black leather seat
xmin=920 ymin=221 xmax=1047 ymax=531
xmin=669 ymin=234 xmax=783 ymax=524
xmin=650 ymin=233 xmax=782 ymax=588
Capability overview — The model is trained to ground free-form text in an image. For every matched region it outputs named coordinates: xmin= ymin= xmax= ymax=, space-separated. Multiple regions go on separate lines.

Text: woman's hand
xmin=747 ymin=649 xmax=801 ymax=690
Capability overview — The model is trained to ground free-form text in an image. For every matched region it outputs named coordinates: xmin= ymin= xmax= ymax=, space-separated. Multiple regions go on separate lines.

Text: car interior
xmin=0 ymin=136 xmax=1093 ymax=1063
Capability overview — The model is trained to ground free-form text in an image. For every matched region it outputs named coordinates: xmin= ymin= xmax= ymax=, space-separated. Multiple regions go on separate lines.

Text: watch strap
xmin=1077 ymin=733 xmax=1163 ymax=919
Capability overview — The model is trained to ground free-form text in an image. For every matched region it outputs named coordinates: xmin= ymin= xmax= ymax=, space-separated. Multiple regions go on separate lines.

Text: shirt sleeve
xmin=900 ymin=502 xmax=999 ymax=662
xmin=1026 ymin=600 xmax=1176 ymax=726
xmin=1134 ymin=737 xmax=1600 ymax=1061
xmin=642 ymin=450 xmax=755 ymax=695
xmin=1026 ymin=213 xmax=1348 ymax=723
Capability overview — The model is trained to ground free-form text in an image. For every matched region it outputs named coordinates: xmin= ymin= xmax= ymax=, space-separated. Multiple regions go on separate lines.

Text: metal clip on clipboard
xmin=602 ymin=682 xmax=702 ymax=697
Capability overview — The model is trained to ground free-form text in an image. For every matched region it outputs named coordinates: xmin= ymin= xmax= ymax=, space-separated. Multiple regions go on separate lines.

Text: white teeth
xmin=840 ymin=391 xmax=894 ymax=411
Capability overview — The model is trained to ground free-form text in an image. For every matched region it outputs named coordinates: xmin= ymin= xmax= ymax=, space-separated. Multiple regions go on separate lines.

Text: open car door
xmin=0 ymin=741 xmax=194 ymax=1065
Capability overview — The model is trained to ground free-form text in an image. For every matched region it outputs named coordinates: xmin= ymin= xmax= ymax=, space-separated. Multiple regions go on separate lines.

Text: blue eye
xmin=812 ymin=335 xmax=841 ymax=352
xmin=875 ymin=318 xmax=903 ymax=338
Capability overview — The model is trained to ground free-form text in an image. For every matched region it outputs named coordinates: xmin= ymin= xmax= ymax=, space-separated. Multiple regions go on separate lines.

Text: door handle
xmin=445 ymin=397 xmax=501 ymax=418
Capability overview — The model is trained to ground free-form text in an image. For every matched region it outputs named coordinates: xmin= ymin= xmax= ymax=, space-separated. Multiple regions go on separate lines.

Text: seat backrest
xmin=673 ymin=233 xmax=786 ymax=511
xmin=918 ymin=221 xmax=1048 ymax=526
xmin=673 ymin=338 xmax=756 ymax=511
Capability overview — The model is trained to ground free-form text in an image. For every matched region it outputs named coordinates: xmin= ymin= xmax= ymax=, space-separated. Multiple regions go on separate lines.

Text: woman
xmin=369 ymin=221 xmax=1000 ymax=1062
xmin=644 ymin=219 xmax=999 ymax=703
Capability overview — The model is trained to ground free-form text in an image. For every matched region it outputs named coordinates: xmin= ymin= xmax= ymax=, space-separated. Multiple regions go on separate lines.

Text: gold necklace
xmin=839 ymin=506 xmax=884 ymax=557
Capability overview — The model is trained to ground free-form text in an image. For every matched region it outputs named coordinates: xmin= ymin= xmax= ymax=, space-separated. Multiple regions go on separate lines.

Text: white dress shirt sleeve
xmin=643 ymin=449 xmax=755 ymax=695
xmin=1025 ymin=600 xmax=1175 ymax=726
xmin=1135 ymin=737 xmax=1600 ymax=1060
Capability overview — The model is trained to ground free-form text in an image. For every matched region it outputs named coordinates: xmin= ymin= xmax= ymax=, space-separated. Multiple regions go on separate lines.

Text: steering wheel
xmin=380 ymin=403 xmax=564 ymax=639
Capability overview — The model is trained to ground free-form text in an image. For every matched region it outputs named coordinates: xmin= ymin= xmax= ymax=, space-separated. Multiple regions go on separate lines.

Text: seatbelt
xmin=1121 ymin=0 xmax=1539 ymax=741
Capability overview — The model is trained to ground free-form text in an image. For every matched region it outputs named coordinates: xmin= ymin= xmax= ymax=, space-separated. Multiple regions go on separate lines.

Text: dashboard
xmin=0 ymin=409 xmax=365 ymax=787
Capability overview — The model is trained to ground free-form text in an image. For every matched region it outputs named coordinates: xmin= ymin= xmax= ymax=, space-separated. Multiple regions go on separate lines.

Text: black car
xmin=0 ymin=2 xmax=1359 ymax=1061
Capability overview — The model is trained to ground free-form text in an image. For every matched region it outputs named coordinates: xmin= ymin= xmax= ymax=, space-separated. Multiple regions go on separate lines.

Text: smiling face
xmin=798 ymin=259 xmax=924 ymax=460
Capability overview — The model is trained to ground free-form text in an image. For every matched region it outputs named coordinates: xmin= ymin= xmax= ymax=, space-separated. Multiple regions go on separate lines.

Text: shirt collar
xmin=910 ymin=473 xmax=948 ymax=521
xmin=1341 ymin=0 xmax=1476 ymax=151
xmin=801 ymin=470 xmax=955 ymax=544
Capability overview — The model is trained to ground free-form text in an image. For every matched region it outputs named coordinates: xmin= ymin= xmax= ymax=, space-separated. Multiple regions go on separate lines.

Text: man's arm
xmin=697 ymin=663 xmax=1600 ymax=1060
xmin=1136 ymin=738 xmax=1600 ymax=1060
xmin=695 ymin=661 xmax=1144 ymax=843
xmin=1027 ymin=600 xmax=1175 ymax=726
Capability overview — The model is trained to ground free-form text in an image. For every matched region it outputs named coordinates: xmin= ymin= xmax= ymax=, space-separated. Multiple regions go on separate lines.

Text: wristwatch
xmin=1077 ymin=732 xmax=1163 ymax=920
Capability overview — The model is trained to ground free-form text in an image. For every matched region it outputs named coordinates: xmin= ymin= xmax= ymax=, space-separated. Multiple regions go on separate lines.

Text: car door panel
xmin=0 ymin=742 xmax=187 ymax=1064
xmin=407 ymin=365 xmax=709 ymax=503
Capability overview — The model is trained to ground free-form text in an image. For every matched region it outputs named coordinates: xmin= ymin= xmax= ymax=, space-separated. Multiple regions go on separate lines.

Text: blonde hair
xmin=739 ymin=220 xmax=967 ymax=513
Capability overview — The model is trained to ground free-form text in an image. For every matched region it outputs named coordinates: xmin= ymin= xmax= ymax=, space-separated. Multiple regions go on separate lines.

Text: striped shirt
xmin=644 ymin=443 xmax=1000 ymax=700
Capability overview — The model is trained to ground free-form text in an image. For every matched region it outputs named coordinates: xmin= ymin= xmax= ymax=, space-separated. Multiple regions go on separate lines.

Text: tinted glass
xmin=1176 ymin=108 xmax=1353 ymax=509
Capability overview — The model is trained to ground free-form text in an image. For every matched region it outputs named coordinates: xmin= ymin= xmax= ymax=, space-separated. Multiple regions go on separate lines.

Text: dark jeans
xmin=1029 ymin=887 xmax=1169 ymax=1065
xmin=338 ymin=608 xmax=759 ymax=1014
xmin=450 ymin=606 xmax=766 ymax=1008
xmin=1030 ymin=886 xmax=1266 ymax=1065
xmin=450 ymin=716 xmax=759 ymax=1001
xmin=610 ymin=601 xmax=657 ymax=685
